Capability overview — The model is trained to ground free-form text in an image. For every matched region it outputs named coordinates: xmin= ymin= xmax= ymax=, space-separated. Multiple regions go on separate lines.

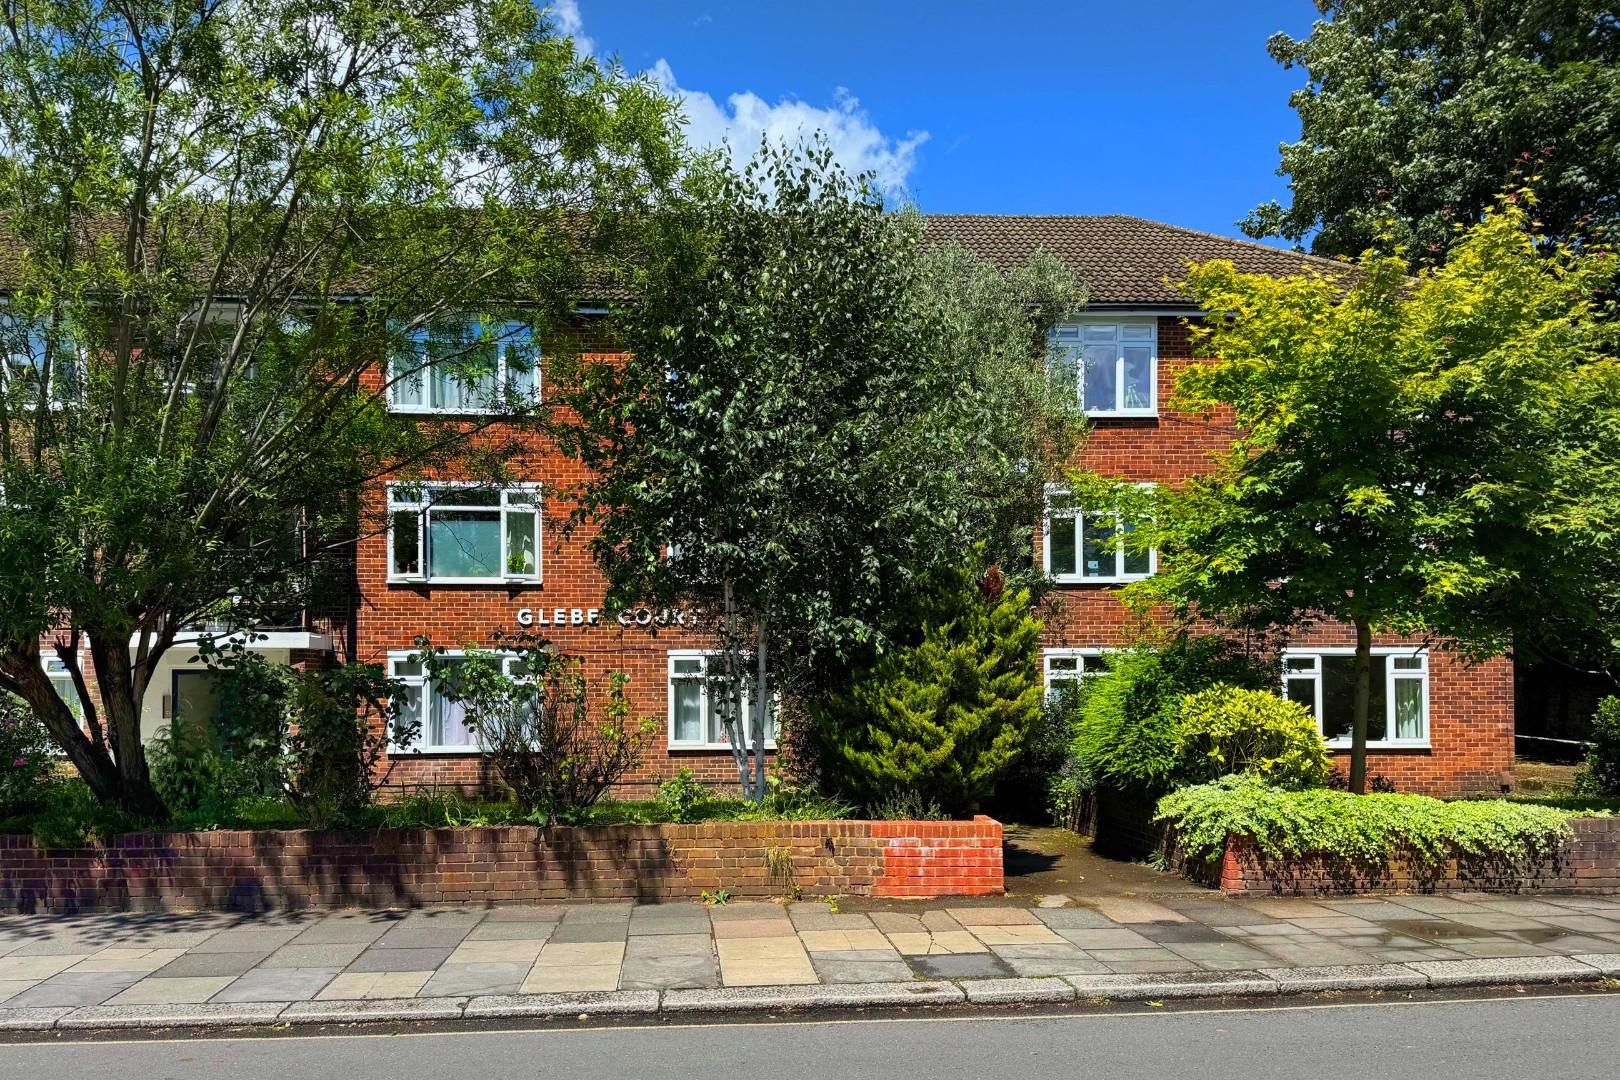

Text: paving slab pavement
xmin=1 ymin=893 xmax=1618 ymax=1031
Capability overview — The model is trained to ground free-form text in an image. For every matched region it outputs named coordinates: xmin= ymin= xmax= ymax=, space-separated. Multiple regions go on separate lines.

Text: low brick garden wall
xmin=0 ymin=817 xmax=1003 ymax=914
xmin=1176 ymin=816 xmax=1620 ymax=896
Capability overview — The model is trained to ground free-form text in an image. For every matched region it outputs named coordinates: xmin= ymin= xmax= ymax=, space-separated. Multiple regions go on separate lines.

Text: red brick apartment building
xmin=40 ymin=216 xmax=1514 ymax=798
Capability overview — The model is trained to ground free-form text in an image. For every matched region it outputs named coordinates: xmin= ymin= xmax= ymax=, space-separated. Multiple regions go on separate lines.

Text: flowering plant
xmin=0 ymin=695 xmax=55 ymax=815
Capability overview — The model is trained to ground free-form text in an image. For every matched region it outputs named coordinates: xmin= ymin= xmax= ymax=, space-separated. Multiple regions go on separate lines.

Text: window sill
xmin=387 ymin=576 xmax=543 ymax=587
xmin=392 ymin=746 xmax=487 ymax=756
xmin=669 ymin=743 xmax=779 ymax=753
xmin=387 ymin=403 xmax=540 ymax=417
xmin=1325 ymin=741 xmax=1431 ymax=752
xmin=1085 ymin=409 xmax=1158 ymax=419
xmin=1047 ymin=574 xmax=1154 ymax=585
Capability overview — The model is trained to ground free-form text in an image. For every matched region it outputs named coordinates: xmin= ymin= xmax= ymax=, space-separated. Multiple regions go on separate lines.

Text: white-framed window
xmin=387 ymin=650 xmax=531 ymax=753
xmin=43 ymin=656 xmax=85 ymax=721
xmin=1043 ymin=649 xmax=1112 ymax=700
xmin=1 ymin=312 xmax=80 ymax=404
xmin=667 ymin=651 xmax=779 ymax=750
xmin=387 ymin=319 xmax=540 ymax=414
xmin=1282 ymin=648 xmax=1429 ymax=748
xmin=1048 ymin=320 xmax=1157 ymax=416
xmin=387 ymin=482 xmax=541 ymax=584
xmin=1043 ymin=489 xmax=1155 ymax=583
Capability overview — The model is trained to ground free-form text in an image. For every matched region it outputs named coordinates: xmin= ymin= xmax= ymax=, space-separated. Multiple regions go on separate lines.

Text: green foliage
xmin=656 ymin=769 xmax=712 ymax=825
xmin=1244 ymin=1 xmax=1620 ymax=265
xmin=1130 ymin=201 xmax=1620 ymax=790
xmin=868 ymin=790 xmax=949 ymax=822
xmin=747 ymin=783 xmax=856 ymax=823
xmin=0 ymin=693 xmax=54 ymax=816
xmin=1573 ymin=697 xmax=1620 ymax=799
xmin=1174 ymin=686 xmax=1333 ymax=790
xmin=21 ymin=780 xmax=141 ymax=849
xmin=282 ymin=663 xmax=412 ymax=829
xmin=814 ymin=549 xmax=1044 ymax=816
xmin=993 ymin=679 xmax=1084 ymax=822
xmin=1073 ymin=637 xmax=1274 ymax=796
xmin=414 ymin=632 xmax=656 ymax=821
xmin=379 ymin=789 xmax=538 ymax=830
xmin=1157 ymin=775 xmax=1582 ymax=866
xmin=561 ymin=139 xmax=1083 ymax=801
xmin=0 ymin=0 xmax=682 ymax=814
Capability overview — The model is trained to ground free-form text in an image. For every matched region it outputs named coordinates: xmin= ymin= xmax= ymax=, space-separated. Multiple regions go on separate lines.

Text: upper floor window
xmin=1043 ymin=490 xmax=1155 ymax=584
xmin=668 ymin=651 xmax=778 ymax=750
xmin=388 ymin=483 xmax=541 ymax=584
xmin=387 ymin=320 xmax=539 ymax=414
xmin=1282 ymin=649 xmax=1429 ymax=748
xmin=1 ymin=312 xmax=80 ymax=404
xmin=1048 ymin=320 xmax=1157 ymax=416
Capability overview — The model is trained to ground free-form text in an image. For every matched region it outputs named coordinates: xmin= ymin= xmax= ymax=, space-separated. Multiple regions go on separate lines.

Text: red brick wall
xmin=1204 ymin=817 xmax=1620 ymax=896
xmin=0 ymin=817 xmax=1003 ymax=913
xmin=356 ymin=350 xmax=760 ymax=798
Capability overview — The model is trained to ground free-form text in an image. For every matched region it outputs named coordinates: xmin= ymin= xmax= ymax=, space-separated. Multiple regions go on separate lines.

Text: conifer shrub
xmin=1573 ymin=696 xmax=1620 ymax=799
xmin=814 ymin=550 xmax=1043 ymax=816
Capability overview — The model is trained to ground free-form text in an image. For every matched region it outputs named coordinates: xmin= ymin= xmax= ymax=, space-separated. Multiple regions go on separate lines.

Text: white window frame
xmin=1042 ymin=486 xmax=1157 ymax=584
xmin=1 ymin=312 xmax=81 ymax=408
xmin=387 ymin=649 xmax=531 ymax=754
xmin=1281 ymin=647 xmax=1430 ymax=749
xmin=1042 ymin=648 xmax=1113 ymax=700
xmin=386 ymin=319 xmax=541 ymax=415
xmin=1048 ymin=318 xmax=1158 ymax=417
xmin=667 ymin=650 xmax=779 ymax=751
xmin=386 ymin=481 xmax=542 ymax=585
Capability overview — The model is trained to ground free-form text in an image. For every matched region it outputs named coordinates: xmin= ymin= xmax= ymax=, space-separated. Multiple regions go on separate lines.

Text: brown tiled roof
xmin=923 ymin=214 xmax=1351 ymax=307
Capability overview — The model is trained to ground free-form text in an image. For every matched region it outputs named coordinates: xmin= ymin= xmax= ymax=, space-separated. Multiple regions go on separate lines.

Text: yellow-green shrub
xmin=1174 ymin=685 xmax=1332 ymax=789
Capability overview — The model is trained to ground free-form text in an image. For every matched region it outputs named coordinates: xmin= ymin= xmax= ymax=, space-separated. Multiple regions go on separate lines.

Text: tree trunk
xmin=1 ymin=647 xmax=126 ymax=807
xmin=86 ymin=629 xmax=167 ymax=817
xmin=1349 ymin=618 xmax=1372 ymax=795
xmin=752 ymin=622 xmax=769 ymax=804
xmin=721 ymin=578 xmax=752 ymax=794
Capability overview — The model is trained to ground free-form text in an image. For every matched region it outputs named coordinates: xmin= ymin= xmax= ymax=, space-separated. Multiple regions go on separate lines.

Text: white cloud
xmin=548 ymin=0 xmax=594 ymax=60
xmin=551 ymin=3 xmax=927 ymax=197
xmin=650 ymin=60 xmax=928 ymax=197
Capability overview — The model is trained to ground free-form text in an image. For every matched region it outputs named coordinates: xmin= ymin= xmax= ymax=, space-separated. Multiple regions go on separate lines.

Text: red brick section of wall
xmin=0 ymin=817 xmax=1003 ymax=914
xmin=1202 ymin=817 xmax=1620 ymax=897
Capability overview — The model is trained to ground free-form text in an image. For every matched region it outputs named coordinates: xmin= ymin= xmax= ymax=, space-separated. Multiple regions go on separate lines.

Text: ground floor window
xmin=388 ymin=651 xmax=529 ymax=753
xmin=1282 ymin=649 xmax=1429 ymax=747
xmin=1042 ymin=649 xmax=1112 ymax=700
xmin=668 ymin=651 xmax=778 ymax=750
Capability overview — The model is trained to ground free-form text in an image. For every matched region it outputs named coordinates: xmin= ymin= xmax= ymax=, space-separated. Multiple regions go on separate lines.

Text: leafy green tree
xmin=1245 ymin=1 xmax=1620 ymax=265
xmin=412 ymin=632 xmax=655 ymax=820
xmin=1126 ymin=199 xmax=1620 ymax=792
xmin=812 ymin=550 xmax=1044 ymax=816
xmin=0 ymin=0 xmax=681 ymax=813
xmin=561 ymin=141 xmax=1082 ymax=801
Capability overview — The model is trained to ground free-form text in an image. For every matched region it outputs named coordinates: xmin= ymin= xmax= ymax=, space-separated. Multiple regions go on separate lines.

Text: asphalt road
xmin=3 ymin=992 xmax=1617 ymax=1079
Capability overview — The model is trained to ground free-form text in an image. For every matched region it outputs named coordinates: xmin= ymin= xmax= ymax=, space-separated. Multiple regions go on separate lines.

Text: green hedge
xmin=1156 ymin=775 xmax=1585 ymax=866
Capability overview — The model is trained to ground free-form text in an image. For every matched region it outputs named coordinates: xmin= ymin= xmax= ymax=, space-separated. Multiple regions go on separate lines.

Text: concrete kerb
xmin=1 ymin=959 xmax=1616 ymax=1032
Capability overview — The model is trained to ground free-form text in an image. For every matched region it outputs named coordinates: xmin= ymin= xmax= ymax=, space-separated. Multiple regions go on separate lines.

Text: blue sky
xmin=557 ymin=1 xmax=1323 ymax=245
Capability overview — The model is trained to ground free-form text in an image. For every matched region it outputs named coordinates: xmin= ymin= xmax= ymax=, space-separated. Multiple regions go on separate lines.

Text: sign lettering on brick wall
xmin=514 ymin=606 xmax=693 ymax=629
